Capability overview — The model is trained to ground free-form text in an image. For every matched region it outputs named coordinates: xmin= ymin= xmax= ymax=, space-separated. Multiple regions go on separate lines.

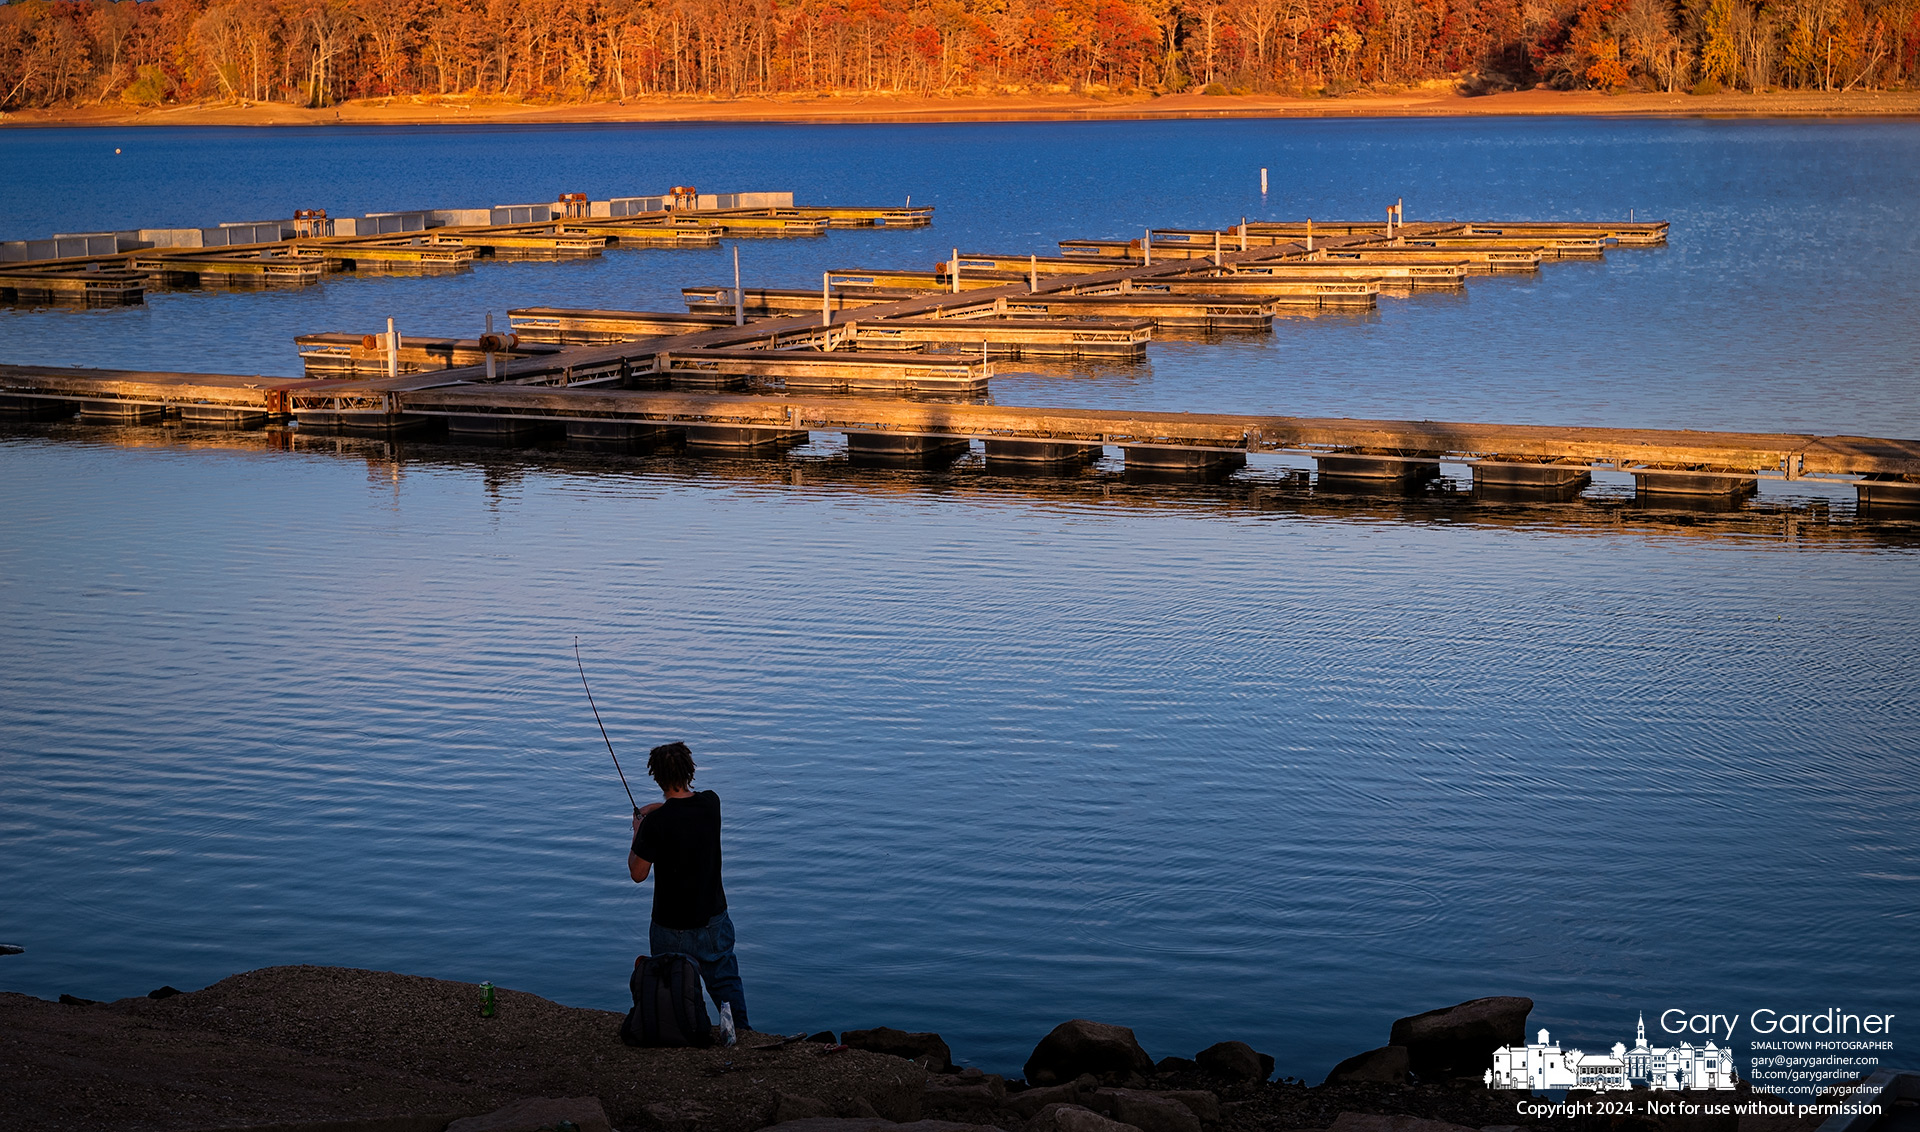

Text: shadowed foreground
xmin=0 ymin=966 xmax=1833 ymax=1132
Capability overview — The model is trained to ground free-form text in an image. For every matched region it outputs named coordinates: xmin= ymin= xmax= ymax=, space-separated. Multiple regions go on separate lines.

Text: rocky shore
xmin=0 ymin=967 xmax=1822 ymax=1132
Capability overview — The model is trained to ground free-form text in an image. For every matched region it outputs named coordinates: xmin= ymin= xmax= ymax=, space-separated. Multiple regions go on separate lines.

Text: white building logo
xmin=1486 ymin=1014 xmax=1738 ymax=1092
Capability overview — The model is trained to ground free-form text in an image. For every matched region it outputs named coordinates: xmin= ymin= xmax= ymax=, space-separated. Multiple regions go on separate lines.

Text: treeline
xmin=3 ymin=0 xmax=1916 ymax=110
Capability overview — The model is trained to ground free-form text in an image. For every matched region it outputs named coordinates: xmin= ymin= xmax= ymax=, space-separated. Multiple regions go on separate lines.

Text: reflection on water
xmin=9 ymin=420 xmax=1909 ymax=549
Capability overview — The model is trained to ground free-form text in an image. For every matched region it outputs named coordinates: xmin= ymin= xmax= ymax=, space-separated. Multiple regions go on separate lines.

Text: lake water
xmin=1 ymin=118 xmax=1917 ymax=1085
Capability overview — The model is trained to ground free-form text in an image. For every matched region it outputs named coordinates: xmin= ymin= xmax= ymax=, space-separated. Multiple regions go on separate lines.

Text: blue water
xmin=1 ymin=119 xmax=1918 ymax=1086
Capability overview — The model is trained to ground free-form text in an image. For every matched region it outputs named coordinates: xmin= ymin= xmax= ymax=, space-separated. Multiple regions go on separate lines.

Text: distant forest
xmin=3 ymin=0 xmax=1915 ymax=110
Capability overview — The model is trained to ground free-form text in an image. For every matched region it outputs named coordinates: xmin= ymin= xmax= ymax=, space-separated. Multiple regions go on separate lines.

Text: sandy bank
xmin=3 ymin=89 xmax=1918 ymax=129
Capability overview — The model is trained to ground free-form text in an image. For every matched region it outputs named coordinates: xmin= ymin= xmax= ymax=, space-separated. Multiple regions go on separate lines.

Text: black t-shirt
xmin=631 ymin=790 xmax=728 ymax=930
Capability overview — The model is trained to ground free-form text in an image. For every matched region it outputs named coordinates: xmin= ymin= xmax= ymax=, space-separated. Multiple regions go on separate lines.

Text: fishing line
xmin=575 ymin=637 xmax=639 ymax=814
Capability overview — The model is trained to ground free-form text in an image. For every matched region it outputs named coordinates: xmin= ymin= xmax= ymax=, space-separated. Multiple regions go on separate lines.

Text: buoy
xmin=114 ymin=148 xmax=121 ymax=154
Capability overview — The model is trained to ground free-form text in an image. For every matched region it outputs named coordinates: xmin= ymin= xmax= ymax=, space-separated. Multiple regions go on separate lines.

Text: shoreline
xmin=0 ymin=964 xmax=1830 ymax=1132
xmin=5 ymin=89 xmax=1920 ymax=129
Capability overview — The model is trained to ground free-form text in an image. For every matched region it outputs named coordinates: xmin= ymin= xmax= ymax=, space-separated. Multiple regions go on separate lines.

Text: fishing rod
xmin=575 ymin=637 xmax=640 ymax=814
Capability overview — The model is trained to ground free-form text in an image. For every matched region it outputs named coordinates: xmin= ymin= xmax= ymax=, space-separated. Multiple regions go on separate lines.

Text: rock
xmin=1027 ymin=1103 xmax=1146 ymax=1132
xmin=762 ymin=1122 xmax=1005 ymax=1132
xmin=1329 ymin=1113 xmax=1479 ymax=1132
xmin=1324 ymin=1045 xmax=1412 ymax=1086
xmin=0 ymin=944 xmax=24 ymax=955
xmin=1157 ymin=1092 xmax=1221 ymax=1123
xmin=1089 ymin=1089 xmax=1202 ymax=1132
xmin=1154 ymin=1057 xmax=1198 ymax=1074
xmin=924 ymin=1072 xmax=1008 ymax=1108
xmin=1025 ymin=1021 xmax=1155 ymax=1086
xmin=808 ymin=1031 xmax=839 ymax=1044
xmin=147 ymin=985 xmax=182 ymax=1000
xmin=57 ymin=994 xmax=97 ymax=1005
xmin=447 ymin=1096 xmax=613 ymax=1132
xmin=776 ymin=1094 xmax=838 ymax=1123
xmin=921 ymin=1085 xmax=1005 ymax=1117
xmin=843 ymin=1026 xmax=956 ymax=1072
xmin=1008 ymin=1074 xmax=1102 ymax=1117
xmin=1388 ymin=997 xmax=1532 ymax=1082
xmin=1194 ymin=1041 xmax=1268 ymax=1083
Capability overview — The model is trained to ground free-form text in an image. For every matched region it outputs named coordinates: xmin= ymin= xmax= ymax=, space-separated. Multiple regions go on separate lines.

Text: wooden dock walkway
xmin=4 ymin=364 xmax=1917 ymax=497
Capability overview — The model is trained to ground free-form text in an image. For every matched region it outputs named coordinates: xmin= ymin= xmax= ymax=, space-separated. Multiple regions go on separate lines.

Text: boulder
xmin=1329 ymin=1114 xmax=1479 ymax=1132
xmin=1194 ymin=1042 xmax=1268 ymax=1083
xmin=1089 ymin=1089 xmax=1202 ymax=1132
xmin=1025 ymin=1021 xmax=1155 ymax=1086
xmin=843 ymin=1026 xmax=956 ymax=1072
xmin=448 ymin=1096 xmax=614 ymax=1132
xmin=1387 ymin=998 xmax=1532 ymax=1082
xmin=1008 ymin=1074 xmax=1102 ymax=1117
xmin=1027 ymin=1103 xmax=1146 ymax=1132
xmin=808 ymin=1031 xmax=839 ymax=1044
xmin=1154 ymin=1057 xmax=1198 ymax=1074
xmin=147 ymin=986 xmax=182 ymax=1000
xmin=1323 ymin=1045 xmax=1412 ymax=1086
xmin=1156 ymin=1092 xmax=1221 ymax=1123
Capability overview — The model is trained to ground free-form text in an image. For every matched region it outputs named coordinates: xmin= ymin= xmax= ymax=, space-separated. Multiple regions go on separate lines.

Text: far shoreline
xmin=5 ymin=87 xmax=1920 ymax=129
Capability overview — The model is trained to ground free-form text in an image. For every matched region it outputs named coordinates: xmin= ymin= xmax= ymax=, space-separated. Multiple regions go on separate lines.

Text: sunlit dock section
xmin=0 ymin=263 xmax=147 ymax=305
xmin=6 ymin=361 xmax=1914 ymax=506
xmin=296 ymin=333 xmax=563 ymax=378
xmin=0 ymin=188 xmax=927 ymax=307
xmin=508 ymin=309 xmax=743 ymax=345
xmin=685 ymin=286 xmax=1279 ymax=329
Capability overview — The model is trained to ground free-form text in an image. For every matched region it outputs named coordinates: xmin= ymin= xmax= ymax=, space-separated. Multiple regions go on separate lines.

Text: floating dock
xmin=0 ymin=190 xmax=929 ymax=307
xmin=12 ymin=210 xmax=1908 ymax=509
xmin=4 ymin=363 xmax=1915 ymax=505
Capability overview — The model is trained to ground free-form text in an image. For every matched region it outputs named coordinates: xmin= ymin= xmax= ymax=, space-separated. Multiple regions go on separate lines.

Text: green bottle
xmin=480 ymin=981 xmax=496 ymax=1018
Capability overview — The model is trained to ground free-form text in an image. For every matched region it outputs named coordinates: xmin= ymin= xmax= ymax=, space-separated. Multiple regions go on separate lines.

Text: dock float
xmin=505 ymin=307 xmax=1152 ymax=359
xmin=132 ymin=250 xmax=326 ymax=287
xmin=296 ymin=333 xmax=562 ymax=378
xmin=0 ymin=264 xmax=146 ymax=304
xmin=6 ymin=363 xmax=1917 ymax=505
xmin=687 ymin=287 xmax=1276 ymax=330
xmin=647 ymin=348 xmax=990 ymax=394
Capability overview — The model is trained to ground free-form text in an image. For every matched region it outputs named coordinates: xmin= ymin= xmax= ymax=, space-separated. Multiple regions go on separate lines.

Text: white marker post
xmin=1260 ymin=167 xmax=1268 ymax=194
xmin=1143 ymin=227 xmax=1152 ymax=266
xmin=484 ymin=313 xmax=496 ymax=381
xmin=951 ymin=248 xmax=960 ymax=294
xmin=386 ymin=317 xmax=398 ymax=379
xmin=1240 ymin=218 xmax=1247 ymax=252
xmin=1029 ymin=254 xmax=1037 ymax=292
xmin=1213 ymin=229 xmax=1221 ymax=267
xmin=1306 ymin=217 xmax=1313 ymax=253
xmin=733 ymin=246 xmax=744 ymax=326
xmin=822 ymin=272 xmax=830 ymax=327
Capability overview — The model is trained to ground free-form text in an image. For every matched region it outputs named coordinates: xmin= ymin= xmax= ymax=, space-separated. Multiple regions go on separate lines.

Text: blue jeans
xmin=650 ymin=910 xmax=748 ymax=1032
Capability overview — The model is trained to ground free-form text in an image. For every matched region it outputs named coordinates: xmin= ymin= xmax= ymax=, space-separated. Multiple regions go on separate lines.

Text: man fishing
xmin=628 ymin=741 xmax=750 ymax=1032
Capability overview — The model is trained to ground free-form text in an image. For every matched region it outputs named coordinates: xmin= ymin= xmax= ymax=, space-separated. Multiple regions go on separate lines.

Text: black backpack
xmin=620 ymin=953 xmax=713 ymax=1048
